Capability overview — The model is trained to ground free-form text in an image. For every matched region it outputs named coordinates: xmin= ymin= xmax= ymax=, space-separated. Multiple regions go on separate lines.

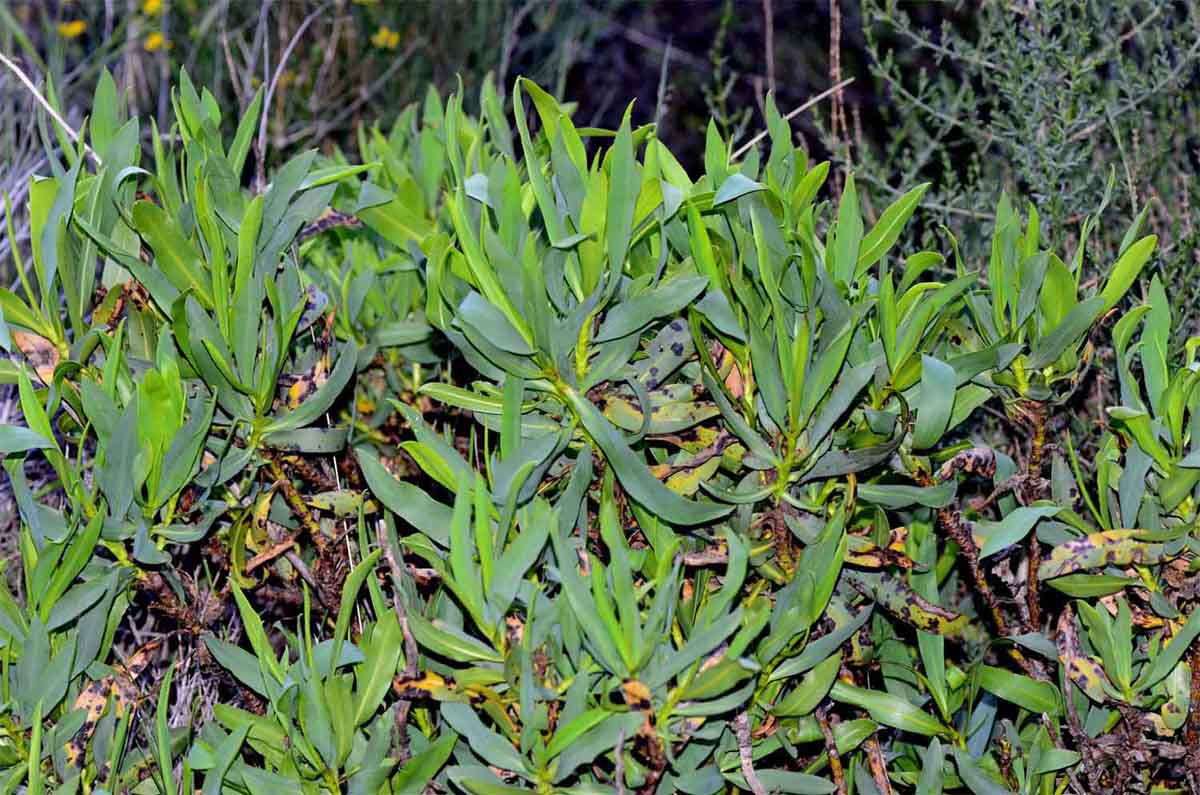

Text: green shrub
xmin=852 ymin=0 xmax=1200 ymax=336
xmin=0 ymin=69 xmax=1197 ymax=795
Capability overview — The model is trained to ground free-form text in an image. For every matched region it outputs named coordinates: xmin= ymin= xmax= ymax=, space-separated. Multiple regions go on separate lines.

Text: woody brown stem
xmin=1186 ymin=647 xmax=1200 ymax=788
xmin=816 ymin=706 xmax=847 ymax=795
xmin=734 ymin=711 xmax=768 ymax=795
xmin=1024 ymin=400 xmax=1048 ymax=631
xmin=864 ymin=734 xmax=894 ymax=795
xmin=836 ymin=666 xmax=892 ymax=795
xmin=264 ymin=454 xmax=327 ymax=554
xmin=377 ymin=518 xmax=420 ymax=763
xmin=933 ymin=500 xmax=1041 ymax=678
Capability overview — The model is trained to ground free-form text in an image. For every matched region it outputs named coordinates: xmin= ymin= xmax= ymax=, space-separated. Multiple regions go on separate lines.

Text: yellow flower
xmin=57 ymin=19 xmax=87 ymax=39
xmin=142 ymin=0 xmax=162 ymax=15
xmin=370 ymin=25 xmax=400 ymax=50
xmin=144 ymin=31 xmax=165 ymax=52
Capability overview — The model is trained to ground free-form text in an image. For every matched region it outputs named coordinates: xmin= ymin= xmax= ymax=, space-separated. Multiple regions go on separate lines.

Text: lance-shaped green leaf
xmin=407 ymin=613 xmax=501 ymax=664
xmin=606 ymin=106 xmax=638 ymax=271
xmin=912 ymin=355 xmax=956 ymax=449
xmin=976 ymin=504 xmax=1061 ymax=558
xmin=917 ymin=739 xmax=945 ymax=795
xmin=594 ymin=275 xmax=709 ymax=342
xmin=440 ymin=702 xmax=529 ymax=776
xmin=265 ymin=341 xmax=358 ymax=433
xmin=772 ymin=652 xmax=841 ymax=716
xmin=131 ymin=200 xmax=213 ymax=307
xmin=1026 ymin=295 xmax=1103 ymax=370
xmin=725 ymin=770 xmax=837 ymax=795
xmin=857 ymin=183 xmax=930 ymax=275
xmin=0 ymin=425 xmax=53 ymax=455
xmin=560 ymin=384 xmax=731 ymax=525
xmin=831 ymin=174 xmax=863 ymax=284
xmin=952 ymin=748 xmax=1013 ymax=795
xmin=977 ymin=665 xmax=1061 ymax=714
xmin=354 ymin=447 xmax=453 ymax=546
xmin=713 ymin=173 xmax=766 ymax=206
xmin=858 ymin=480 xmax=956 ymax=509
xmin=830 ymin=680 xmax=950 ymax=737
xmin=548 ymin=527 xmax=625 ymax=674
xmin=1099 ymin=235 xmax=1156 ymax=312
xmin=1135 ymin=606 xmax=1200 ymax=692
xmin=1105 ymin=406 xmax=1171 ymax=471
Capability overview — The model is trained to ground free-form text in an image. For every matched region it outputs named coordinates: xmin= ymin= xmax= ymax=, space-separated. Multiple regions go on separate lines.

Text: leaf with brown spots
xmin=1055 ymin=606 xmax=1112 ymax=703
xmin=1038 ymin=530 xmax=1171 ymax=580
xmin=64 ymin=639 xmax=162 ymax=767
xmin=936 ymin=446 xmax=996 ymax=482
xmin=845 ymin=571 xmax=968 ymax=636
xmin=846 ymin=527 xmax=913 ymax=569
xmin=392 ymin=670 xmax=461 ymax=702
xmin=285 ymin=352 xmax=330 ymax=409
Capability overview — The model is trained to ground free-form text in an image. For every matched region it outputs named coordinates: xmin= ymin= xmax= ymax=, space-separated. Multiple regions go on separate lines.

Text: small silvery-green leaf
xmin=976 ymin=504 xmax=1060 ymax=558
xmin=911 ymin=355 xmax=956 ymax=449
xmin=713 ymin=173 xmax=766 ymax=206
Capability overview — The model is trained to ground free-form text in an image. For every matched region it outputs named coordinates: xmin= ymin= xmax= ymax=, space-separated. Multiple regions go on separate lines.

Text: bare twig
xmin=650 ymin=430 xmax=735 ymax=479
xmin=731 ymin=78 xmax=854 ymax=160
xmin=283 ymin=38 xmax=422 ymax=148
xmin=762 ymin=0 xmax=775 ymax=96
xmin=816 ymin=706 xmax=847 ymax=795
xmin=614 ymin=729 xmax=627 ymax=795
xmin=377 ymin=518 xmax=420 ymax=761
xmin=864 ymin=735 xmax=894 ymax=795
xmin=0 ymin=53 xmax=101 ymax=166
xmin=244 ymin=532 xmax=300 ymax=573
xmin=264 ymin=456 xmax=327 ymax=553
xmin=829 ymin=0 xmax=846 ymax=147
xmin=734 ymin=711 xmax=768 ymax=795
xmin=499 ymin=1 xmax=538 ymax=87
xmin=681 ymin=549 xmax=729 ymax=567
xmin=255 ymin=1 xmax=329 ymax=189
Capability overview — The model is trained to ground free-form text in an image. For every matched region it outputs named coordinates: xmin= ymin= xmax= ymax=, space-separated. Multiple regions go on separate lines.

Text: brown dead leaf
xmin=12 ymin=329 xmax=60 ymax=385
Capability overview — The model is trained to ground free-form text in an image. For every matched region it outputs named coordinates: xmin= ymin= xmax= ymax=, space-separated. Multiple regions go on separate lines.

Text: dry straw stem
xmin=731 ymin=77 xmax=854 ymax=160
xmin=255 ymin=1 xmax=330 ymax=189
xmin=0 ymin=51 xmax=102 ymax=166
